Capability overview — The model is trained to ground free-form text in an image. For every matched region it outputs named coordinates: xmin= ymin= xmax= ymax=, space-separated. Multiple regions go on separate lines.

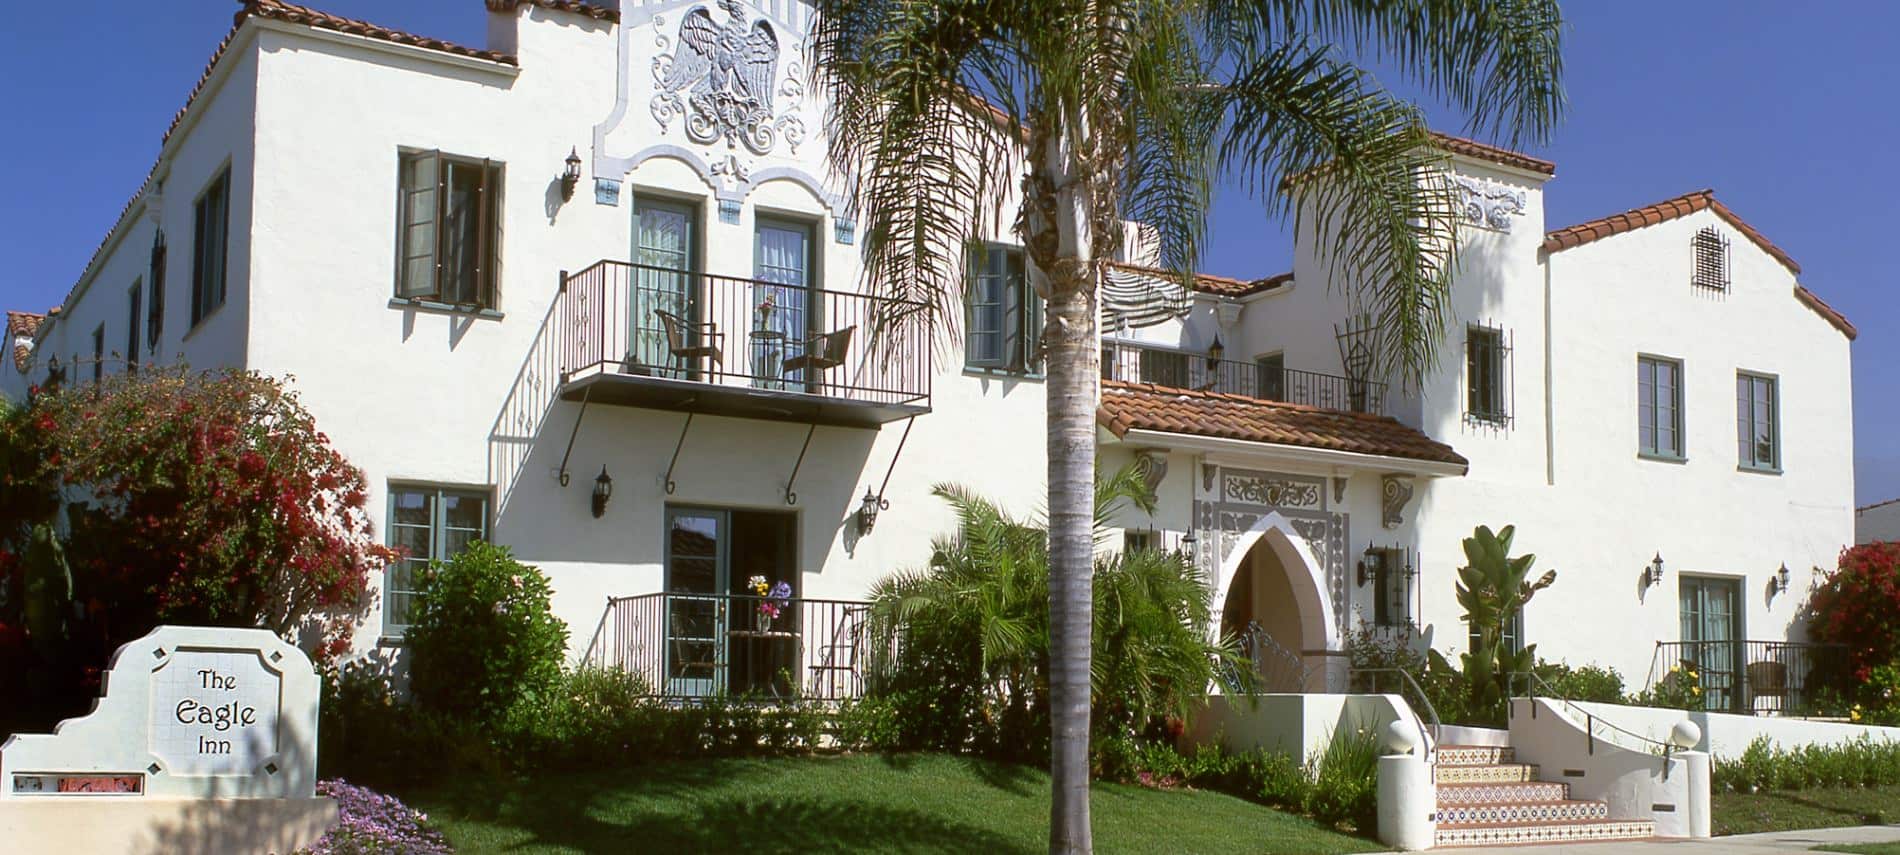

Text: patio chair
xmin=655 ymin=309 xmax=723 ymax=376
xmin=1746 ymin=659 xmax=1787 ymax=715
xmin=783 ymin=325 xmax=855 ymax=378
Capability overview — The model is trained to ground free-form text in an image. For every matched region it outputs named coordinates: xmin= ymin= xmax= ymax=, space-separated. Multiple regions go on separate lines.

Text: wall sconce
xmin=1642 ymin=552 xmax=1665 ymax=590
xmin=1772 ymin=563 xmax=1791 ymax=596
xmin=1179 ymin=531 xmax=1197 ymax=558
xmin=857 ymin=488 xmax=888 ymax=536
xmin=1356 ymin=541 xmax=1379 ymax=587
xmin=560 ymin=148 xmax=583 ymax=202
xmin=1206 ymin=334 xmax=1225 ymax=371
xmin=590 ymin=465 xmax=613 ymax=518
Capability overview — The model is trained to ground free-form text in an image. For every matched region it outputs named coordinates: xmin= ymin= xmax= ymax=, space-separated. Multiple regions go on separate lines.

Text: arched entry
xmin=1211 ymin=512 xmax=1343 ymax=693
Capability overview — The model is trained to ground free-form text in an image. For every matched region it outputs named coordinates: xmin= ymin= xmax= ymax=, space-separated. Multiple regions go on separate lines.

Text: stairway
xmin=1432 ymin=744 xmax=1655 ymax=848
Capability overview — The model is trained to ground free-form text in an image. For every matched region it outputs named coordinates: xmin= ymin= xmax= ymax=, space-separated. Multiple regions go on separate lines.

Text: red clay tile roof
xmin=1428 ymin=132 xmax=1556 ymax=176
xmin=483 ymin=0 xmax=619 ymax=22
xmin=6 ymin=311 xmax=45 ymax=340
xmin=11 ymin=344 xmax=29 ymax=373
xmin=1542 ymin=189 xmax=1801 ymax=275
xmin=1794 ymin=286 xmax=1857 ymax=341
xmin=1105 ymin=262 xmax=1292 ymax=299
xmin=1098 ymin=381 xmax=1468 ymax=468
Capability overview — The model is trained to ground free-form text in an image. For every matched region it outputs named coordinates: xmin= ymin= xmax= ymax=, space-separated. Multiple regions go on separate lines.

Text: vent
xmin=1691 ymin=227 xmax=1730 ymax=292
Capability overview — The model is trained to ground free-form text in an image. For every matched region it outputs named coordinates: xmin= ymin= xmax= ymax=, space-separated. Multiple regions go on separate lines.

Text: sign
xmin=0 ymin=625 xmax=320 ymax=799
xmin=594 ymin=178 xmax=620 ymax=206
xmin=150 ymin=650 xmax=282 ymax=776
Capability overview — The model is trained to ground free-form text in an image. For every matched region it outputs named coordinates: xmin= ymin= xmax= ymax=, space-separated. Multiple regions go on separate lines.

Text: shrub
xmin=300 ymin=779 xmax=450 ymax=855
xmin=1806 ymin=542 xmax=1900 ymax=680
xmin=1304 ymin=728 xmax=1380 ymax=830
xmin=1455 ymin=525 xmax=1555 ymax=717
xmin=404 ymin=542 xmax=568 ymax=730
xmin=1533 ymin=659 xmax=1626 ymax=703
xmin=1853 ymin=662 xmax=1900 ymax=726
xmin=1714 ymin=735 xmax=1900 ymax=794
xmin=1630 ymin=663 xmax=1705 ymax=711
xmin=1345 ymin=623 xmax=1478 ymax=727
xmin=862 ymin=467 xmax=1245 ymax=764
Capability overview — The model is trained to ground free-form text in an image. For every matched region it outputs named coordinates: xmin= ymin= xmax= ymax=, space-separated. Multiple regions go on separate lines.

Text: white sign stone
xmin=0 ymin=625 xmax=320 ymax=800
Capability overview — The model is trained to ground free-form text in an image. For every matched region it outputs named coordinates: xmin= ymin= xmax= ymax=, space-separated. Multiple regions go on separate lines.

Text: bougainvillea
xmin=5 ymin=366 xmax=388 ymax=679
xmin=1804 ymin=542 xmax=1900 ymax=680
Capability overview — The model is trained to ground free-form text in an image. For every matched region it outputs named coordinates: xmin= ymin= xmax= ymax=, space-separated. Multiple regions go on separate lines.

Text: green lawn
xmin=1713 ymin=785 xmax=1900 ymax=836
xmin=399 ymin=754 xmax=1383 ymax=854
xmin=1814 ymin=845 xmax=1900 ymax=855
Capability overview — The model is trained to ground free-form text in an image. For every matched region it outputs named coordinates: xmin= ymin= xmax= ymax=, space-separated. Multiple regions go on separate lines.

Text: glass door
xmin=752 ymin=219 xmax=814 ymax=389
xmin=1679 ymin=576 xmax=1743 ymax=712
xmin=664 ymin=508 xmax=728 ymax=697
xmin=631 ymin=199 xmax=697 ymax=376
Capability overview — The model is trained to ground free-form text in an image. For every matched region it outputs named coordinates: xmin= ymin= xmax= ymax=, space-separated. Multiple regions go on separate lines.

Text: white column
xmin=1377 ymin=755 xmax=1436 ymax=851
xmin=1680 ymin=750 xmax=1711 ymax=838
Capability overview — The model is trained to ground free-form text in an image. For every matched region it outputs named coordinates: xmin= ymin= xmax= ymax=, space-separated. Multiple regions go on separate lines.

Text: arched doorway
xmin=1211 ymin=513 xmax=1342 ymax=693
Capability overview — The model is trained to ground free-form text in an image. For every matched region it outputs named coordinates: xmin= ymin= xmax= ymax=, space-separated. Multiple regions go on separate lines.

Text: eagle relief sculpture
xmin=651 ymin=0 xmax=804 ymax=156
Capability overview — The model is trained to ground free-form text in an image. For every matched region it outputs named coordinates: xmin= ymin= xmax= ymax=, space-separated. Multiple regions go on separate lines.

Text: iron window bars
xmin=1464 ymin=322 xmax=1513 ymax=428
xmin=1692 ymin=227 xmax=1730 ymax=292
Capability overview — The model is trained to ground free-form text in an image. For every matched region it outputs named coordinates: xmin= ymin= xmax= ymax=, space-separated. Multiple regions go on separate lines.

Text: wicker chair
xmin=655 ymin=309 xmax=723 ymax=375
xmin=1746 ymin=659 xmax=1787 ymax=715
xmin=784 ymin=325 xmax=855 ymax=378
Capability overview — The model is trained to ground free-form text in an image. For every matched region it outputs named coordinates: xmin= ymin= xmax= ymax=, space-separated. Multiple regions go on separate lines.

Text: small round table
xmin=749 ymin=330 xmax=787 ymax=390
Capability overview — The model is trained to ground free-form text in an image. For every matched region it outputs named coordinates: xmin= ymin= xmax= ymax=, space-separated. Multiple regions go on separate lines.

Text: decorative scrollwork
xmin=1454 ymin=175 xmax=1528 ymax=232
xmin=1381 ymin=475 xmax=1415 ymax=530
xmin=651 ymin=0 xmax=786 ymax=154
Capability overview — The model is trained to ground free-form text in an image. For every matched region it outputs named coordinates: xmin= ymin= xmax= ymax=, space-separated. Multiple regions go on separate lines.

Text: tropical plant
xmin=1454 ymin=525 xmax=1555 ymax=716
xmin=812 ymin=2 xmax=1564 ymax=848
xmin=862 ymin=465 xmax=1248 ymax=762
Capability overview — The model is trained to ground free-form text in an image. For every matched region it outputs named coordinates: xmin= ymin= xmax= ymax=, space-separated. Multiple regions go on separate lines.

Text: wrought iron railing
xmin=1348 ymin=666 xmax=1441 ymax=763
xmin=1506 ymin=670 xmax=1677 ymax=760
xmin=1647 ymin=640 xmax=1848 ymax=716
xmin=560 ymin=261 xmax=932 ymax=407
xmin=1101 ymin=340 xmax=1386 ymax=414
xmin=581 ymin=592 xmax=882 ymax=703
xmin=1234 ymin=620 xmax=1312 ymax=693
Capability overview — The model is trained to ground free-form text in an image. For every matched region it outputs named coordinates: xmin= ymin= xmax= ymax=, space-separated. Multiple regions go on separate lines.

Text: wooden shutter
xmin=397 ymin=151 xmax=441 ymax=300
xmin=147 ymin=231 xmax=166 ymax=346
xmin=483 ymin=159 xmax=502 ymax=309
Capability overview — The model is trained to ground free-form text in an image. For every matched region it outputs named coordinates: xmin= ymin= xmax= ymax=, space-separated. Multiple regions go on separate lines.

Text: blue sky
xmin=2 ymin=2 xmax=1892 ymax=503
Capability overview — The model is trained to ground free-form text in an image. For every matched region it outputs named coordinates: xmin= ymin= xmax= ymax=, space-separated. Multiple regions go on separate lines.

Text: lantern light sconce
xmin=1642 ymin=552 xmax=1665 ymax=590
xmin=560 ymin=148 xmax=583 ymax=202
xmin=857 ymin=489 xmax=888 ymax=537
xmin=1356 ymin=541 xmax=1379 ymax=587
xmin=1179 ymin=531 xmax=1197 ymax=558
xmin=1771 ymin=562 xmax=1791 ymax=596
xmin=1206 ymin=335 xmax=1225 ymax=372
xmin=590 ymin=466 xmax=613 ymax=518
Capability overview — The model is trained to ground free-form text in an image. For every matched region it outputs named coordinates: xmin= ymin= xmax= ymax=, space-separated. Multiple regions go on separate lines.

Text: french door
xmin=752 ymin=219 xmax=815 ymax=388
xmin=631 ymin=199 xmax=698 ymax=374
xmin=1679 ymin=576 xmax=1743 ymax=712
xmin=664 ymin=508 xmax=728 ymax=696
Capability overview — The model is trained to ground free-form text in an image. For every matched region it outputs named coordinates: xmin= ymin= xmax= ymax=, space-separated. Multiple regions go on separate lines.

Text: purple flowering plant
xmin=299 ymin=779 xmax=451 ymax=855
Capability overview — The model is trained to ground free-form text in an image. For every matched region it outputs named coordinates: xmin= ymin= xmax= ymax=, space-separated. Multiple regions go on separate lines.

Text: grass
xmin=1712 ymin=785 xmax=1900 ymax=836
xmin=1813 ymin=845 xmax=1900 ymax=855
xmin=398 ymin=753 xmax=1383 ymax=854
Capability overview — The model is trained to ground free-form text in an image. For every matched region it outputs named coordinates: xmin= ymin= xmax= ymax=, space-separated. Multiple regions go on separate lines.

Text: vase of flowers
xmin=748 ymin=575 xmax=793 ymax=631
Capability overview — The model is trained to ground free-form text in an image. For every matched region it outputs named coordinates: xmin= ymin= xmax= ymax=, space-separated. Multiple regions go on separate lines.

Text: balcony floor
xmin=560 ymin=370 xmax=930 ymax=429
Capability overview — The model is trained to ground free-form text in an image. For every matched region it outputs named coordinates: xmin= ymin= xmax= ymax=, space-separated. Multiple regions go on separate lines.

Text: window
xmin=91 ymin=325 xmax=104 ymax=383
xmin=1737 ymin=371 xmax=1779 ymax=471
xmin=1691 ymin=227 xmax=1730 ymax=292
xmin=1123 ymin=530 xmax=1154 ymax=554
xmin=1255 ymin=353 xmax=1285 ymax=401
xmin=396 ymin=150 xmax=503 ymax=308
xmin=1468 ymin=610 xmax=1524 ymax=657
xmin=965 ymin=244 xmax=1040 ymax=373
xmin=1638 ymin=356 xmax=1683 ymax=458
xmin=1465 ymin=324 xmax=1510 ymax=426
xmin=385 ymin=485 xmax=490 ymax=633
xmin=148 ymin=230 xmax=166 ymax=348
xmin=1371 ymin=548 xmax=1412 ymax=628
xmin=191 ymin=168 xmax=230 ymax=327
xmin=126 ymin=281 xmax=142 ymax=370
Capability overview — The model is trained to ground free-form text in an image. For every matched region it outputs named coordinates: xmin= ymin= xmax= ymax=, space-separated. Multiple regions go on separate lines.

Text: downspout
xmin=1544 ymin=255 xmax=1555 ymax=486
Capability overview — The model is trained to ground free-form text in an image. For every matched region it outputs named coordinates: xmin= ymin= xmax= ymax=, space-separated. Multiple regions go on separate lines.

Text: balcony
xmin=1649 ymin=640 xmax=1848 ymax=716
xmin=1102 ymin=340 xmax=1386 ymax=415
xmin=557 ymin=261 xmax=932 ymax=429
xmin=581 ymin=592 xmax=882 ymax=702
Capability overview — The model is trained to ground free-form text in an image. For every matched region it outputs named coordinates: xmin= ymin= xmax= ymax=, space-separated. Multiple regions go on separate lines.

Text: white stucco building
xmin=1857 ymin=498 xmax=1900 ymax=544
xmin=9 ymin=0 xmax=1858 ymax=718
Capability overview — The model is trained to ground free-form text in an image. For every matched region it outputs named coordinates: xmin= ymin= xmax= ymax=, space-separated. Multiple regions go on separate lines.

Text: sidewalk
xmin=1432 ymin=824 xmax=1900 ymax=854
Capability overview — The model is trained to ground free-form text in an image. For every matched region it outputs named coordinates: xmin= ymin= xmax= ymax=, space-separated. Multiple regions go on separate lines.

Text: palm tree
xmin=812 ymin=3 xmax=1564 ymax=850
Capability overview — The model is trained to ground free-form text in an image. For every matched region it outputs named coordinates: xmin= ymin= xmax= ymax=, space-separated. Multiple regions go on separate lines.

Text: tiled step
xmin=1437 ymin=799 xmax=1610 ymax=826
xmin=1436 ymin=744 xmax=1515 ymax=766
xmin=1434 ymin=819 xmax=1655 ymax=848
xmin=1435 ymin=762 xmax=1540 ymax=785
xmin=1435 ymin=781 xmax=1570 ymax=805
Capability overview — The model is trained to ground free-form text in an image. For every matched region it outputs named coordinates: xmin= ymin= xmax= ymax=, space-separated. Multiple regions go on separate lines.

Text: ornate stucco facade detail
xmin=1455 ymin=174 xmax=1528 ymax=231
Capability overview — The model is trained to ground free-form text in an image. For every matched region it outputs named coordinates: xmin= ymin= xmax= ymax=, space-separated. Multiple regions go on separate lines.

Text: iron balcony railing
xmin=1648 ymin=640 xmax=1849 ymax=716
xmin=560 ymin=260 xmax=932 ymax=408
xmin=1102 ymin=340 xmax=1386 ymax=414
xmin=581 ymin=592 xmax=884 ymax=703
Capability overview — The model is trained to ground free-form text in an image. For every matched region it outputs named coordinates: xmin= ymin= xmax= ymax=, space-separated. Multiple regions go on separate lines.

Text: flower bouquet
xmin=748 ymin=575 xmax=793 ymax=631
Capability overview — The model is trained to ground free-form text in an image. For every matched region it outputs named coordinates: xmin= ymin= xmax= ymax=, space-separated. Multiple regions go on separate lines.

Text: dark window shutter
xmin=148 ymin=231 xmax=166 ymax=346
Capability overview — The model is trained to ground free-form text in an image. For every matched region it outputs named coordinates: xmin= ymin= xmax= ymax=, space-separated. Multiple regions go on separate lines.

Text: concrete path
xmin=1431 ymin=824 xmax=1900 ymax=854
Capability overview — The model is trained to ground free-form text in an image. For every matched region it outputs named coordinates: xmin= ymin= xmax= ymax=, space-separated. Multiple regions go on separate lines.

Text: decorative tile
xmin=1434 ymin=820 xmax=1654 ymax=848
xmin=1435 ymin=763 xmax=1540 ymax=785
xmin=1437 ymin=800 xmax=1609 ymax=826
xmin=1436 ymin=745 xmax=1515 ymax=767
xmin=1436 ymin=781 xmax=1569 ymax=805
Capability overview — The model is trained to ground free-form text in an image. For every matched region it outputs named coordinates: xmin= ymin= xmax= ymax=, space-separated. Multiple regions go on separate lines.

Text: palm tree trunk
xmin=1044 ymin=268 xmax=1098 ymax=855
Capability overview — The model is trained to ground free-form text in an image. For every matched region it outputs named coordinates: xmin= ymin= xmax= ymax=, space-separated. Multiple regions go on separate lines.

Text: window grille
xmin=1372 ymin=548 xmax=1414 ymax=628
xmin=1692 ymin=227 xmax=1730 ymax=292
xmin=1464 ymin=322 xmax=1513 ymax=428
